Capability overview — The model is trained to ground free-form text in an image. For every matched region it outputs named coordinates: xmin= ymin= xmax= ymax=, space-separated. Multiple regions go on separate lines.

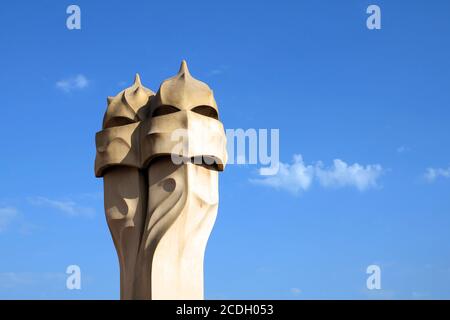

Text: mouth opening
xmin=146 ymin=155 xmax=222 ymax=171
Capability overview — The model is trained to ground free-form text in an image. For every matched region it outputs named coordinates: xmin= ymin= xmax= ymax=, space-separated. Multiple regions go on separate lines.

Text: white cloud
xmin=252 ymin=154 xmax=383 ymax=194
xmin=28 ymin=196 xmax=95 ymax=217
xmin=315 ymin=159 xmax=383 ymax=191
xmin=56 ymin=74 xmax=89 ymax=92
xmin=251 ymin=155 xmax=314 ymax=194
xmin=0 ymin=207 xmax=17 ymax=232
xmin=424 ymin=166 xmax=450 ymax=182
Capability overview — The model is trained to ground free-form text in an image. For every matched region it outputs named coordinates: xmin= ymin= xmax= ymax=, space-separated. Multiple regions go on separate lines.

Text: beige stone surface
xmin=95 ymin=61 xmax=227 ymax=300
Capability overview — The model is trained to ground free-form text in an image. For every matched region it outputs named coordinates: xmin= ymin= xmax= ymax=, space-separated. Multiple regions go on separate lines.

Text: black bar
xmin=0 ymin=300 xmax=447 ymax=318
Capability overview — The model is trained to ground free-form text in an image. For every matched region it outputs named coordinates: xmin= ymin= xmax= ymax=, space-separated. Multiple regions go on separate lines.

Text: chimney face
xmin=95 ymin=61 xmax=227 ymax=299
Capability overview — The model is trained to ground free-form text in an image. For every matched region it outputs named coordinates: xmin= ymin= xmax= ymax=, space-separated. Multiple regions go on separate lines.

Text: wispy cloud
xmin=424 ymin=166 xmax=450 ymax=182
xmin=28 ymin=196 xmax=95 ymax=218
xmin=0 ymin=207 xmax=18 ymax=232
xmin=56 ymin=74 xmax=89 ymax=92
xmin=0 ymin=272 xmax=34 ymax=289
xmin=396 ymin=145 xmax=410 ymax=154
xmin=0 ymin=272 xmax=66 ymax=291
xmin=290 ymin=287 xmax=301 ymax=296
xmin=207 ymin=65 xmax=229 ymax=76
xmin=252 ymin=154 xmax=383 ymax=194
xmin=411 ymin=291 xmax=430 ymax=299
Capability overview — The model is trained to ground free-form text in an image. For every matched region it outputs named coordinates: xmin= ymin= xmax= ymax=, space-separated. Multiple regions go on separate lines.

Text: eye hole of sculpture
xmin=191 ymin=105 xmax=218 ymax=120
xmin=105 ymin=116 xmax=136 ymax=128
xmin=152 ymin=105 xmax=180 ymax=117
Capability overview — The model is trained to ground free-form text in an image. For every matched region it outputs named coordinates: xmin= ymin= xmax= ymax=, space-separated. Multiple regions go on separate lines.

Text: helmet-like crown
xmin=103 ymin=74 xmax=155 ymax=129
xmin=150 ymin=61 xmax=218 ymax=119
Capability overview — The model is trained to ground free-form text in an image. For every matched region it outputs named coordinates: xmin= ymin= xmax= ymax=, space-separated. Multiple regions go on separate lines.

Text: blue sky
xmin=1 ymin=0 xmax=450 ymax=299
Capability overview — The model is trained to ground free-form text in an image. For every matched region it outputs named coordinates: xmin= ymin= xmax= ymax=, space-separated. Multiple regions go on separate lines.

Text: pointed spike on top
xmin=178 ymin=60 xmax=191 ymax=77
xmin=134 ymin=73 xmax=141 ymax=86
xmin=107 ymin=96 xmax=114 ymax=105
